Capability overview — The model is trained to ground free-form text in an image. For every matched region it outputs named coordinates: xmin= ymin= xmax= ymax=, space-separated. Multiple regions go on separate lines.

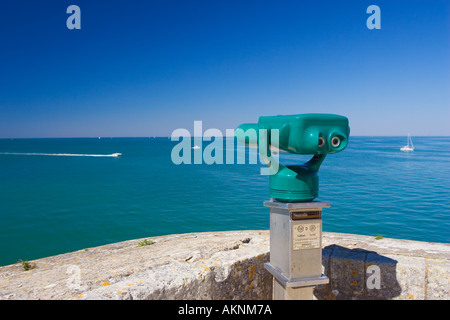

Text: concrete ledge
xmin=0 ymin=230 xmax=448 ymax=300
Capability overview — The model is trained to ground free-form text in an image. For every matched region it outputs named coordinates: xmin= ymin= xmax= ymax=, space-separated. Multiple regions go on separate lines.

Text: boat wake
xmin=0 ymin=152 xmax=122 ymax=157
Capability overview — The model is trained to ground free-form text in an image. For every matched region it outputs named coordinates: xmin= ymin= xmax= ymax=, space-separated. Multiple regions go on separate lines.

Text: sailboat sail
xmin=400 ymin=134 xmax=414 ymax=152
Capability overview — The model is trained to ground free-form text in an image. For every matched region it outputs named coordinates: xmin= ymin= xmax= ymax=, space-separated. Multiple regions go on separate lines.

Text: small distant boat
xmin=111 ymin=153 xmax=122 ymax=157
xmin=400 ymin=134 xmax=414 ymax=152
xmin=192 ymin=145 xmax=200 ymax=150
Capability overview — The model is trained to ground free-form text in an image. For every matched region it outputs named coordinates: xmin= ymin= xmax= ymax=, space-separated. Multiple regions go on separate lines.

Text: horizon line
xmin=1 ymin=135 xmax=450 ymax=140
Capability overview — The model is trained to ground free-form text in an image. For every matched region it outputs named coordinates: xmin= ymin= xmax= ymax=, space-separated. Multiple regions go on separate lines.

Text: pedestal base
xmin=264 ymin=199 xmax=330 ymax=300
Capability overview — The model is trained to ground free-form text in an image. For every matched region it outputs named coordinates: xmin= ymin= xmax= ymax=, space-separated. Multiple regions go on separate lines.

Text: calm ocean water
xmin=0 ymin=136 xmax=449 ymax=266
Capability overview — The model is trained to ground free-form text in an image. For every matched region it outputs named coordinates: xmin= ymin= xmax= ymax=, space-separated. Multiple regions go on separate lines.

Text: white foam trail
xmin=0 ymin=152 xmax=122 ymax=157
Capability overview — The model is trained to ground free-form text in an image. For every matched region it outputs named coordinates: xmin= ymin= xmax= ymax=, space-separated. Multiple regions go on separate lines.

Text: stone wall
xmin=317 ymin=232 xmax=450 ymax=300
xmin=0 ymin=230 xmax=448 ymax=300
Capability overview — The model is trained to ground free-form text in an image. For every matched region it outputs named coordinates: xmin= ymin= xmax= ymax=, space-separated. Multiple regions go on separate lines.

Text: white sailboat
xmin=400 ymin=134 xmax=414 ymax=152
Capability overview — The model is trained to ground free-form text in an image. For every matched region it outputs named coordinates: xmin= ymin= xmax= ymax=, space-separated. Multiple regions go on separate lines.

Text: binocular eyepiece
xmin=236 ymin=113 xmax=350 ymax=202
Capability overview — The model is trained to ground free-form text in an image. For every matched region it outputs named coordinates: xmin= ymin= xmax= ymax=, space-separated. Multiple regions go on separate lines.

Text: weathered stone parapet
xmin=317 ymin=232 xmax=450 ymax=300
xmin=0 ymin=230 xmax=448 ymax=300
xmin=0 ymin=231 xmax=272 ymax=300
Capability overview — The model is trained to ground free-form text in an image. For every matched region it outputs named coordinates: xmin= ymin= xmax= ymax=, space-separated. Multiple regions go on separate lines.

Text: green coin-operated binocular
xmin=235 ymin=113 xmax=350 ymax=202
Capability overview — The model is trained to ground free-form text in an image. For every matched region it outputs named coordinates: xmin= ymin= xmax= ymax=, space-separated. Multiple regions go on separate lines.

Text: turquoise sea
xmin=0 ymin=137 xmax=449 ymax=266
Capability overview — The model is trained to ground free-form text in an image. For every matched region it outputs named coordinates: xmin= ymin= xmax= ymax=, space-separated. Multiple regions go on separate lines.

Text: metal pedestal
xmin=264 ymin=199 xmax=330 ymax=300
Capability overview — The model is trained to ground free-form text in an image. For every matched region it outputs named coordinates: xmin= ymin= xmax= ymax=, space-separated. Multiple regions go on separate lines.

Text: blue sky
xmin=0 ymin=0 xmax=448 ymax=138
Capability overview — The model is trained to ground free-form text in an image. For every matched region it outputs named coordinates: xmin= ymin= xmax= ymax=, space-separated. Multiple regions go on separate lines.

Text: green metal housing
xmin=236 ymin=113 xmax=350 ymax=202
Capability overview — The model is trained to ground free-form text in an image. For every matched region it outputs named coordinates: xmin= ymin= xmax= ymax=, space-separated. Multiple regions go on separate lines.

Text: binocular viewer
xmin=236 ymin=113 xmax=350 ymax=202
